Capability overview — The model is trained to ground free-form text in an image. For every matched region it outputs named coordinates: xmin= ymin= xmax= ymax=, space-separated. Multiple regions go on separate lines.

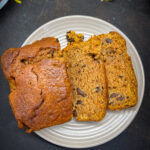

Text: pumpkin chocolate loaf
xmin=1 ymin=37 xmax=72 ymax=133
xmin=63 ymin=40 xmax=108 ymax=121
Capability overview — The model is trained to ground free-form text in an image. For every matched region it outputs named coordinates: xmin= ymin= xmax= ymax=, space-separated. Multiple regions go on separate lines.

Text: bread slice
xmin=1 ymin=37 xmax=72 ymax=132
xmin=88 ymin=32 xmax=138 ymax=110
xmin=63 ymin=41 xmax=108 ymax=121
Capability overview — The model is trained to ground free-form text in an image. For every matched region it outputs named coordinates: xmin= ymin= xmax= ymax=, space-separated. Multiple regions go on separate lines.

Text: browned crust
xmin=1 ymin=37 xmax=72 ymax=133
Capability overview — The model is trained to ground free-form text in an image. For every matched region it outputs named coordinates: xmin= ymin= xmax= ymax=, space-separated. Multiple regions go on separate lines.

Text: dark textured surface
xmin=0 ymin=0 xmax=150 ymax=149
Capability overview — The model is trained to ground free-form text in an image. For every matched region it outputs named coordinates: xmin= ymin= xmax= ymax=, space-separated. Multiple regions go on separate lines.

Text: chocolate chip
xmin=82 ymin=64 xmax=86 ymax=68
xmin=76 ymin=100 xmax=82 ymax=104
xmin=67 ymin=31 xmax=71 ymax=34
xmin=66 ymin=31 xmax=75 ymax=42
xmin=109 ymin=93 xmax=119 ymax=98
xmin=105 ymin=38 xmax=112 ymax=44
xmin=127 ymin=96 xmax=129 ymax=99
xmin=88 ymin=53 xmax=96 ymax=58
xmin=66 ymin=35 xmax=69 ymax=40
xmin=56 ymin=38 xmax=59 ymax=42
xmin=116 ymin=96 xmax=125 ymax=101
xmin=78 ymin=70 xmax=81 ymax=74
xmin=73 ymin=110 xmax=77 ymax=117
xmin=50 ymin=49 xmax=54 ymax=57
xmin=66 ymin=36 xmax=75 ymax=42
xmin=20 ymin=59 xmax=26 ymax=64
xmin=119 ymin=75 xmax=123 ymax=78
xmin=77 ymin=88 xmax=87 ymax=97
xmin=95 ymin=86 xmax=100 ymax=93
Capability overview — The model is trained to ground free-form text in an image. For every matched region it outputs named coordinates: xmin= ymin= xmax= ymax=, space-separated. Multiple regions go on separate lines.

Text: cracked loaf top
xmin=1 ymin=37 xmax=72 ymax=133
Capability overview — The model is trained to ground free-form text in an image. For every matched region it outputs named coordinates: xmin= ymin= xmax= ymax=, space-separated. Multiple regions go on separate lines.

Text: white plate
xmin=22 ymin=15 xmax=145 ymax=148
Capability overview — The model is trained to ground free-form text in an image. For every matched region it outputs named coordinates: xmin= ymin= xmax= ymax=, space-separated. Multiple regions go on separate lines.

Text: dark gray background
xmin=0 ymin=0 xmax=150 ymax=150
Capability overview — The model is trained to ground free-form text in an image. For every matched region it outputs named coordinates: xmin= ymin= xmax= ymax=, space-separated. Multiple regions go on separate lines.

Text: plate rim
xmin=22 ymin=15 xmax=145 ymax=149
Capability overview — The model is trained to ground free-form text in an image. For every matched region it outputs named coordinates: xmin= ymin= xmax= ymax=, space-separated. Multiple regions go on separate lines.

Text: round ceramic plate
xmin=22 ymin=15 xmax=145 ymax=148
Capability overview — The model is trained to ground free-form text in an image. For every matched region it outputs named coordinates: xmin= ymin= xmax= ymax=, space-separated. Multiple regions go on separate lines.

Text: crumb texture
xmin=63 ymin=37 xmax=108 ymax=121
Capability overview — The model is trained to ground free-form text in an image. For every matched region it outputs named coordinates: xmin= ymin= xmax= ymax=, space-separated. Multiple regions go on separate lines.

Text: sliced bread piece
xmin=63 ymin=41 xmax=108 ymax=121
xmin=88 ymin=32 xmax=138 ymax=110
